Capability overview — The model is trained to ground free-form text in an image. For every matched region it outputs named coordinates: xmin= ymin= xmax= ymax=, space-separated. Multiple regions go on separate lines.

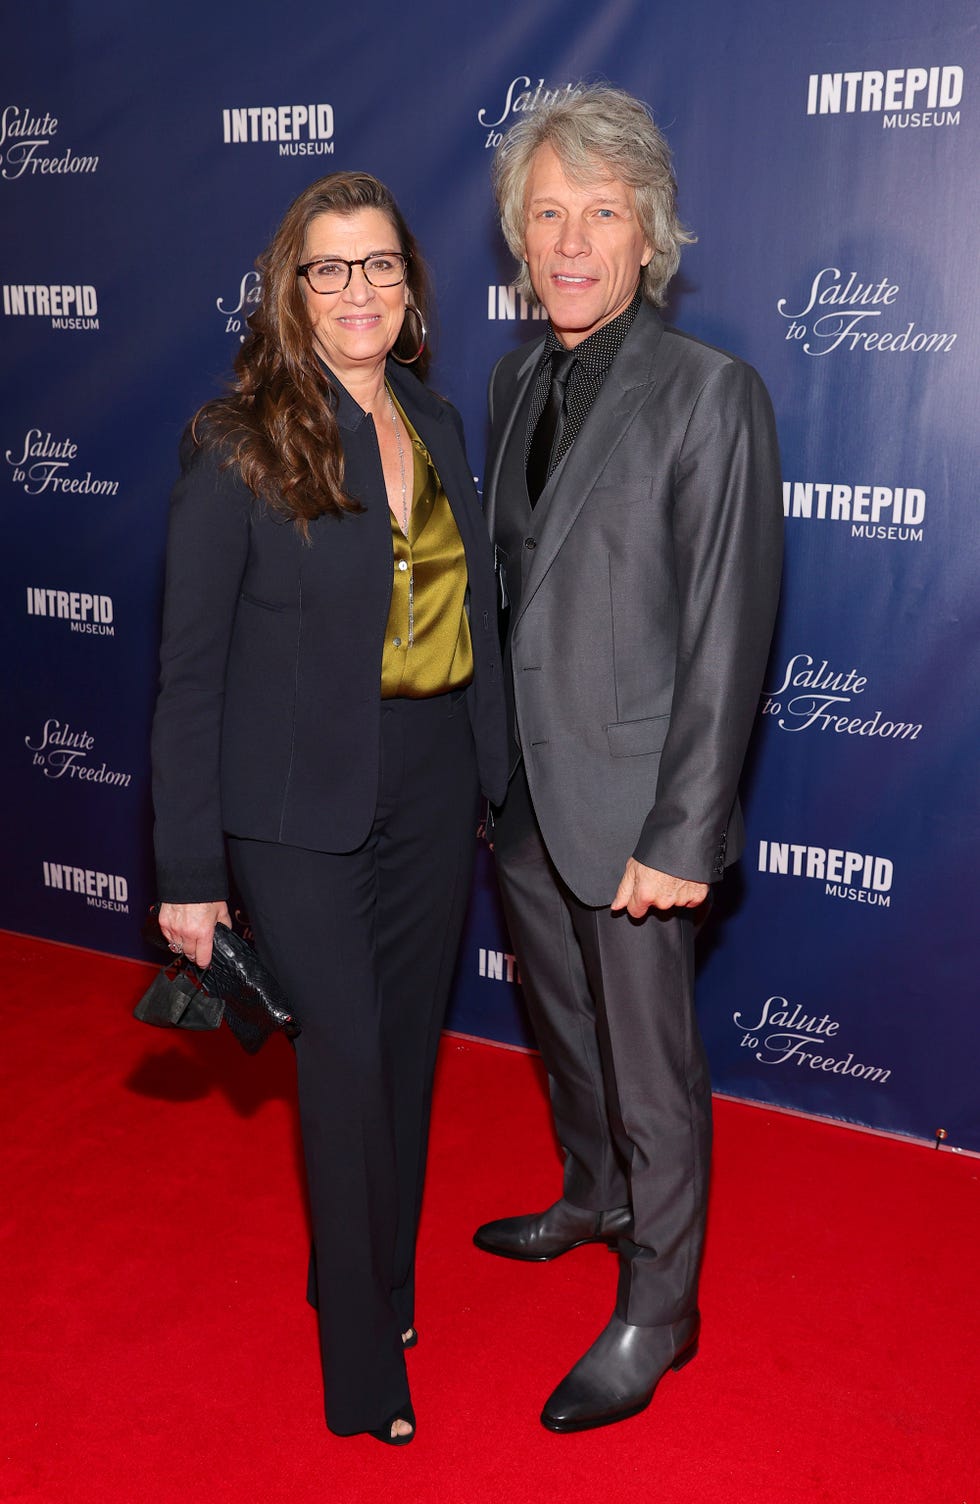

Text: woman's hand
xmin=158 ymin=900 xmax=232 ymax=970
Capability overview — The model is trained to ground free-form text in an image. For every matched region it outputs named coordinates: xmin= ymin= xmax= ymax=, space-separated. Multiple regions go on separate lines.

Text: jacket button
xmin=524 ymin=537 xmax=536 ymax=550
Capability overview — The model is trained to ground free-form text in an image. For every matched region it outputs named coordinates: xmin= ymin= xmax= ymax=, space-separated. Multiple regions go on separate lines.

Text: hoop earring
xmin=391 ymin=304 xmax=427 ymax=365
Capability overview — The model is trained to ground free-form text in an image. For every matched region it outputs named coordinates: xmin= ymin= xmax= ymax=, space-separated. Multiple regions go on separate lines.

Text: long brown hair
xmin=193 ymin=172 xmax=432 ymax=531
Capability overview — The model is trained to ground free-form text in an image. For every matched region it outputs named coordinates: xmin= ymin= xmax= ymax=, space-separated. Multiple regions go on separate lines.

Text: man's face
xmin=522 ymin=143 xmax=653 ymax=348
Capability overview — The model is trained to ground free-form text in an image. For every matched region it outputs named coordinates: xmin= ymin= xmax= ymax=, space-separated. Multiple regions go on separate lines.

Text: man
xmin=476 ymin=86 xmax=783 ymax=1432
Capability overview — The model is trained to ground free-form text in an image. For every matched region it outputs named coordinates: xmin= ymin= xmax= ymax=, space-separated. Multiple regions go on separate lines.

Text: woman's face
xmin=299 ymin=208 xmax=408 ymax=383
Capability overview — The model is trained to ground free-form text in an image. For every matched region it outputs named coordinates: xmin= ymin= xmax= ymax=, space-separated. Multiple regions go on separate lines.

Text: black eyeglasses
xmin=296 ymin=253 xmax=410 ymax=294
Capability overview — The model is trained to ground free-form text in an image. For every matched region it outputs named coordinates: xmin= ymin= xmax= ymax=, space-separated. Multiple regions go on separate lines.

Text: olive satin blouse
xmin=380 ymin=391 xmax=473 ymax=698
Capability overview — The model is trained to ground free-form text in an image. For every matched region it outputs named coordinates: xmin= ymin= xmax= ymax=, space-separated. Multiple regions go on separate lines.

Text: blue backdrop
xmin=3 ymin=0 xmax=977 ymax=1151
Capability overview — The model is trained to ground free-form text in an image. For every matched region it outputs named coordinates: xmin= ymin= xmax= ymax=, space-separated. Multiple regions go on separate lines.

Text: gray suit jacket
xmin=485 ymin=303 xmax=783 ymax=906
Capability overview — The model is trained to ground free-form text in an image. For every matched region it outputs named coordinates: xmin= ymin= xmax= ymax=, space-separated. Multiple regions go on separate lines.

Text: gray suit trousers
xmin=494 ymin=762 xmax=712 ymax=1326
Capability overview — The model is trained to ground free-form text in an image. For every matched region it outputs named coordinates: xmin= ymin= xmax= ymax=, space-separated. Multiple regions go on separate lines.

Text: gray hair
xmin=493 ymin=85 xmax=695 ymax=308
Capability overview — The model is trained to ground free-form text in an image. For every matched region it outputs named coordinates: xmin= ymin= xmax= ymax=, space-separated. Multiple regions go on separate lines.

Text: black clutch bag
xmin=137 ymin=910 xmax=300 ymax=1055
xmin=133 ymin=965 xmax=224 ymax=1032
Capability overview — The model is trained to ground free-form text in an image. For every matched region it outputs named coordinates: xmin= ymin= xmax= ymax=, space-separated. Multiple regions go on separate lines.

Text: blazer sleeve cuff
xmin=155 ymin=855 xmax=229 ymax=905
xmin=632 ymin=819 xmax=731 ymax=885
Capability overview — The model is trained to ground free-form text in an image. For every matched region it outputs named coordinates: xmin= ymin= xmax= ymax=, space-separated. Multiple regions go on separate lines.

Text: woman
xmin=151 ymin=173 xmax=508 ymax=1444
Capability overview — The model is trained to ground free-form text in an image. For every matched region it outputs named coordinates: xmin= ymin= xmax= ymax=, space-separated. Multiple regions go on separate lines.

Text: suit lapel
xmin=387 ymin=363 xmax=488 ymax=575
xmin=514 ymin=306 xmax=665 ymax=628
xmin=485 ymin=341 xmax=544 ymax=536
xmin=387 ymin=362 xmax=458 ymax=490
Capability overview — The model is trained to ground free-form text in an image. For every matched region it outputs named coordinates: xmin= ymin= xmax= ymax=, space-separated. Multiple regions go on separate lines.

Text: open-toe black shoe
xmin=368 ymin=1401 xmax=416 ymax=1447
xmin=401 ymin=1327 xmax=418 ymax=1349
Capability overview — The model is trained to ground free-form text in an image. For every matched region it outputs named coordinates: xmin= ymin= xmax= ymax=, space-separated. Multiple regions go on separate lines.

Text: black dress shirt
xmin=524 ymin=289 xmax=643 ymax=476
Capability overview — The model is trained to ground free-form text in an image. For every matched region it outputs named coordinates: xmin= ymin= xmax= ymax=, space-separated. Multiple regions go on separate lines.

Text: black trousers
xmin=493 ymin=761 xmax=712 ymax=1327
xmin=229 ymin=692 xmax=479 ymax=1434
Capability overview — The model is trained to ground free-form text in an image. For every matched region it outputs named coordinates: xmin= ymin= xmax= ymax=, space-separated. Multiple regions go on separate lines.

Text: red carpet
xmin=1 ymin=930 xmax=976 ymax=1504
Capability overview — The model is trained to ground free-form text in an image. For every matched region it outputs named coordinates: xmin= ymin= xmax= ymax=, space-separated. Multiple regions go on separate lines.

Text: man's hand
xmin=158 ymin=900 xmax=232 ymax=969
xmin=611 ymin=858 xmax=709 ymax=919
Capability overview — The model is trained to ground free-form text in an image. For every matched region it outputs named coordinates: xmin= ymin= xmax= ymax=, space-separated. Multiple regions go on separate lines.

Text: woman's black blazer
xmin=151 ymin=361 xmax=509 ymax=902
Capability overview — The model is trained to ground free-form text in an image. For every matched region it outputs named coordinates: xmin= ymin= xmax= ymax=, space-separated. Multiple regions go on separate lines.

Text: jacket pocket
xmin=239 ymin=590 xmax=292 ymax=613
xmin=605 ymin=714 xmax=670 ymax=758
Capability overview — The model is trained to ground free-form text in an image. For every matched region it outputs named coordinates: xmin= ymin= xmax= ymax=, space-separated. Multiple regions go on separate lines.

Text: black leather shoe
xmin=540 ymin=1311 xmax=700 ymax=1433
xmin=473 ymin=1199 xmax=632 ymax=1261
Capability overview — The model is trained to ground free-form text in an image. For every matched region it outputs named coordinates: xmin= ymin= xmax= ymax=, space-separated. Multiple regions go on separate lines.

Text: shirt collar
xmin=313 ymin=354 xmax=368 ymax=432
xmin=543 ymin=288 xmax=643 ymax=376
xmin=313 ymin=353 xmax=445 ymax=433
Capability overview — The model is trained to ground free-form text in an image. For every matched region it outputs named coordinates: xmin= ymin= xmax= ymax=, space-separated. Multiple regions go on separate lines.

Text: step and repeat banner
xmin=3 ymin=2 xmax=977 ymax=1150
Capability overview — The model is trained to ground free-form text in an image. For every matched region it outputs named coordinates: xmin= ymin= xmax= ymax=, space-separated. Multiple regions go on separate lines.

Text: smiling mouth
xmin=552 ymin=273 xmax=596 ymax=286
xmin=337 ymin=314 xmax=382 ymax=326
